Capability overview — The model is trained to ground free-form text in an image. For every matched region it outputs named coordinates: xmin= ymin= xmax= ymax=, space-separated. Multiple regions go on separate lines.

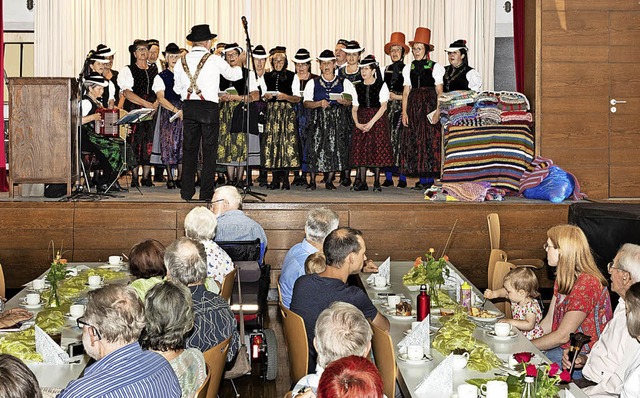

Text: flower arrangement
xmin=511 ymin=352 xmax=570 ymax=398
xmin=402 ymin=248 xmax=450 ymax=306
xmin=45 ymin=242 xmax=70 ymax=308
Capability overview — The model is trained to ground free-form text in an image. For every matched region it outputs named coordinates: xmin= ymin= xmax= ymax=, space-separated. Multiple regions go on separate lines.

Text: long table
xmin=360 ymin=261 xmax=588 ymax=398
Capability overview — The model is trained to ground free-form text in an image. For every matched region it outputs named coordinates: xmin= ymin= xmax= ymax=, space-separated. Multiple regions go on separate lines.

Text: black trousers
xmin=181 ymin=100 xmax=219 ymax=201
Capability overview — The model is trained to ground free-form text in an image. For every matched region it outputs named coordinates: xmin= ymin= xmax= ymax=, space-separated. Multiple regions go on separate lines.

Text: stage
xmin=0 ymin=180 xmax=571 ymax=294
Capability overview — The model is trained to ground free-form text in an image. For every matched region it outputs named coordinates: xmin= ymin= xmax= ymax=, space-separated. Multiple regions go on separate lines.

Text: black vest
xmin=355 ymin=80 xmax=383 ymax=108
xmin=264 ymin=69 xmax=295 ymax=96
xmin=409 ymin=59 xmax=436 ymax=88
xmin=220 ymin=68 xmax=250 ymax=95
xmin=124 ymin=64 xmax=157 ymax=111
xmin=444 ymin=64 xmax=473 ymax=92
xmin=384 ymin=61 xmax=405 ymax=94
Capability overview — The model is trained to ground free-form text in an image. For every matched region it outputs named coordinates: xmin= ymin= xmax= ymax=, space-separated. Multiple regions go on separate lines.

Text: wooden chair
xmin=489 ymin=260 xmax=517 ymax=317
xmin=203 ymin=336 xmax=231 ymax=398
xmin=369 ymin=321 xmax=396 ymax=398
xmin=195 ymin=364 xmax=211 ymax=398
xmin=0 ymin=262 xmax=5 ymax=299
xmin=279 ymin=303 xmax=309 ymax=383
xmin=487 ymin=213 xmax=545 ymax=269
xmin=220 ymin=267 xmax=237 ymax=303
xmin=487 ymin=248 xmax=508 ymax=290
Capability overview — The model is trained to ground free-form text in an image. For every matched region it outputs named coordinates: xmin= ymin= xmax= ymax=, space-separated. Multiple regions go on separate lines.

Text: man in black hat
xmin=173 ymin=24 xmax=244 ymax=201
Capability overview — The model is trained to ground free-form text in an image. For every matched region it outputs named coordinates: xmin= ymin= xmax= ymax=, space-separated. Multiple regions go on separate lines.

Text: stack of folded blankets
xmin=439 ymin=90 xmax=532 ymax=128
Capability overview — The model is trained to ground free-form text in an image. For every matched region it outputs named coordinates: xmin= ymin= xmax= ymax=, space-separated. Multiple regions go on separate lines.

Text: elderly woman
xmin=262 ymin=47 xmax=301 ymax=190
xmin=250 ymin=44 xmax=269 ymax=187
xmin=117 ymin=39 xmax=159 ymax=188
xmin=443 ymin=39 xmax=482 ymax=93
xmin=622 ymin=282 xmax=640 ymax=398
xmin=152 ymin=43 xmax=184 ymax=189
xmin=532 ymin=225 xmax=612 ymax=371
xmin=303 ymin=50 xmax=356 ymax=190
xmin=184 ymin=206 xmax=234 ymax=290
xmin=217 ymin=43 xmax=260 ymax=187
xmin=400 ymin=27 xmax=445 ymax=190
xmin=128 ymin=239 xmax=166 ymax=299
xmin=350 ymin=55 xmax=394 ymax=191
xmin=140 ymin=281 xmax=206 ymax=398
xmin=291 ymin=49 xmax=317 ymax=187
xmin=0 ymin=354 xmax=42 ymax=398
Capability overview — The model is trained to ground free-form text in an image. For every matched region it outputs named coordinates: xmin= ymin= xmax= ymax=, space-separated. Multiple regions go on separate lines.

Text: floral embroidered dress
xmin=551 ymin=273 xmax=613 ymax=354
xmin=512 ymin=299 xmax=544 ymax=340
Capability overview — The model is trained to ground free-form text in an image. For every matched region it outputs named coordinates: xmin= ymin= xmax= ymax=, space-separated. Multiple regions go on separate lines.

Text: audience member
xmin=140 ymin=281 xmax=207 ymax=398
xmin=164 ymin=237 xmax=240 ymax=360
xmin=305 ymin=252 xmax=327 ymax=275
xmin=184 ymin=206 xmax=234 ymax=291
xmin=290 ymin=227 xmax=389 ymax=371
xmin=128 ymin=239 xmax=166 ymax=299
xmin=58 ymin=285 xmax=180 ymax=398
xmin=280 ymin=208 xmax=339 ymax=308
xmin=210 ymin=186 xmax=268 ymax=247
xmin=621 ymin=282 xmax=640 ymax=398
xmin=0 ymin=354 xmax=42 ymax=398
xmin=292 ymin=302 xmax=372 ymax=394
xmin=317 ymin=355 xmax=384 ymax=398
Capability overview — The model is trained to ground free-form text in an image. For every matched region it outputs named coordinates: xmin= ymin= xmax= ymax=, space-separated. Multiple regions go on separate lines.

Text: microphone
xmin=241 ymin=16 xmax=248 ymax=30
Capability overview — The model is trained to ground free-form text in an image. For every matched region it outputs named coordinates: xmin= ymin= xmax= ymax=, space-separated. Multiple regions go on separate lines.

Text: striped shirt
xmin=58 ymin=342 xmax=180 ymax=398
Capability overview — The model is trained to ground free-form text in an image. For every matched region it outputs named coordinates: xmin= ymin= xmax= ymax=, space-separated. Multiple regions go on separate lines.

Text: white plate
xmin=20 ymin=302 xmax=43 ymax=310
xmin=98 ymin=263 xmax=126 ymax=269
xmin=84 ymin=283 xmax=106 ymax=289
xmin=384 ymin=309 xmax=416 ymax=320
xmin=64 ymin=313 xmax=81 ymax=321
xmin=469 ymin=310 xmax=503 ymax=322
xmin=486 ymin=330 xmax=518 ymax=340
xmin=397 ymin=353 xmax=431 ymax=364
xmin=371 ymin=284 xmax=391 ymax=291
xmin=403 ymin=329 xmax=435 ymax=337
xmin=405 ymin=285 xmax=421 ymax=291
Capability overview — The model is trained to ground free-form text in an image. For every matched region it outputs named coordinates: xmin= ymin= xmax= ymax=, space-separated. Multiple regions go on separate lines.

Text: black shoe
xmin=142 ymin=178 xmax=155 ymax=187
xmin=412 ymin=182 xmax=427 ymax=191
xmin=306 ymin=182 xmax=317 ymax=191
xmin=97 ymin=184 xmax=109 ymax=193
xmin=353 ymin=182 xmax=369 ymax=191
xmin=175 ymin=179 xmax=182 ymax=189
xmin=267 ymin=180 xmax=280 ymax=190
xmin=153 ymin=174 xmax=165 ymax=182
xmin=131 ymin=178 xmax=140 ymax=188
xmin=167 ymin=180 xmax=176 ymax=189
xmin=325 ymin=182 xmax=337 ymax=190
xmin=281 ymin=179 xmax=290 ymax=190
xmin=397 ymin=180 xmax=407 ymax=188
xmin=216 ymin=174 xmax=226 ymax=186
xmin=340 ymin=177 xmax=352 ymax=187
xmin=373 ymin=181 xmax=382 ymax=192
xmin=381 ymin=179 xmax=394 ymax=187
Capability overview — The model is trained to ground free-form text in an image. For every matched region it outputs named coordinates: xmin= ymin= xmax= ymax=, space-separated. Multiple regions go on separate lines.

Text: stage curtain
xmin=1 ymin=3 xmax=7 ymax=192
xmin=513 ymin=0 xmax=525 ymax=93
xmin=34 ymin=0 xmax=495 ymax=90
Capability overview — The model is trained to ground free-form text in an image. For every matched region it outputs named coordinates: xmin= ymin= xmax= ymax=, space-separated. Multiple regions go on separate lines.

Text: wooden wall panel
xmin=541 ymin=46 xmax=609 ymax=64
xmin=540 ymin=63 xmax=609 ymax=98
xmin=541 ymin=11 xmax=608 ymax=46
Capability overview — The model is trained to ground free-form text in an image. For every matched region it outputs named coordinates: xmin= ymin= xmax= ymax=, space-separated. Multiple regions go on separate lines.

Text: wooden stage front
xmin=0 ymin=183 xmax=570 ymax=293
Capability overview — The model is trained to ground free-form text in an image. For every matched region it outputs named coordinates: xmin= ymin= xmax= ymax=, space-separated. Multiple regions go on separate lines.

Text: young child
xmin=305 ymin=252 xmax=327 ymax=275
xmin=484 ymin=267 xmax=544 ymax=340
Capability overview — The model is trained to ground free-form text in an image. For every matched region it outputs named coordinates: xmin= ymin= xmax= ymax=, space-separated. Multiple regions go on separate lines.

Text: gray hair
xmin=140 ymin=281 xmax=194 ymax=352
xmin=618 ymin=243 xmax=640 ymax=283
xmin=164 ymin=237 xmax=207 ymax=285
xmin=184 ymin=206 xmax=217 ymax=240
xmin=214 ymin=185 xmax=242 ymax=210
xmin=626 ymin=282 xmax=640 ymax=338
xmin=84 ymin=284 xmax=145 ymax=344
xmin=305 ymin=208 xmax=339 ymax=244
xmin=0 ymin=354 xmax=42 ymax=398
xmin=314 ymin=302 xmax=372 ymax=368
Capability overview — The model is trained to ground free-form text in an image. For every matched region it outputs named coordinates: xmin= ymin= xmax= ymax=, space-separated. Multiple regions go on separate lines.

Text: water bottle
xmin=417 ymin=284 xmax=430 ymax=321
xmin=521 ymin=376 xmax=536 ymax=398
xmin=460 ymin=281 xmax=472 ymax=309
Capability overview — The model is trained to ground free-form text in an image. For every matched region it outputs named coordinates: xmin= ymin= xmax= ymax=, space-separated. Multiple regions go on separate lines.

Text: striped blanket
xmin=441 ymin=124 xmax=535 ymax=191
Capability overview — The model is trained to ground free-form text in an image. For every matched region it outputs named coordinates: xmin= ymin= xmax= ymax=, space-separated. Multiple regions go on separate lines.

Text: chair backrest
xmin=369 ymin=321 xmax=396 ymax=398
xmin=0 ymin=262 xmax=5 ymax=299
xmin=490 ymin=260 xmax=516 ymax=317
xmin=487 ymin=249 xmax=508 ymax=289
xmin=196 ymin=364 xmax=211 ymax=398
xmin=216 ymin=239 xmax=263 ymax=266
xmin=220 ymin=267 xmax=237 ymax=303
xmin=283 ymin=391 xmax=293 ymax=398
xmin=203 ymin=336 xmax=231 ymax=398
xmin=487 ymin=213 xmax=501 ymax=250
xmin=279 ymin=304 xmax=309 ymax=383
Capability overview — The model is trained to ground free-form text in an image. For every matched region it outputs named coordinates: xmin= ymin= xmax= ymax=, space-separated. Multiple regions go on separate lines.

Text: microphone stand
xmin=240 ymin=16 xmax=266 ymax=202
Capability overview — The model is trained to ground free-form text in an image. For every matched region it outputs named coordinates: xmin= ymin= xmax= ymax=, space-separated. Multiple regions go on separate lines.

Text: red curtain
xmin=513 ymin=0 xmax=525 ymax=93
xmin=0 ymin=0 xmax=7 ymax=192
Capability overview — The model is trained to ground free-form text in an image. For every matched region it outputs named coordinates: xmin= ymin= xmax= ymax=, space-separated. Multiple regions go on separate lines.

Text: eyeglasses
xmin=77 ymin=316 xmax=102 ymax=340
xmin=543 ymin=243 xmax=556 ymax=251
xmin=206 ymin=198 xmax=225 ymax=211
xmin=608 ymin=261 xmax=627 ymax=274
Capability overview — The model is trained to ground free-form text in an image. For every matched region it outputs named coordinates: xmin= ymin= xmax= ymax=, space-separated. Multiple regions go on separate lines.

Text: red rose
xmin=526 ymin=364 xmax=538 ymax=377
xmin=549 ymin=363 xmax=560 ymax=377
xmin=559 ymin=370 xmax=571 ymax=382
xmin=513 ymin=352 xmax=534 ymax=364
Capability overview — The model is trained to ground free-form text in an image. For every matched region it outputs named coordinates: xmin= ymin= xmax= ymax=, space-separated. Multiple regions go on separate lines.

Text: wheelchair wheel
xmin=263 ymin=328 xmax=278 ymax=381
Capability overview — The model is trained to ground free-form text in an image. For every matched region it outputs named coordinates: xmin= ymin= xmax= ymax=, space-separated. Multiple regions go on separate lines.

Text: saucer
xmin=384 ymin=309 xmax=417 ymax=320
xmin=20 ymin=302 xmax=43 ymax=309
xmin=405 ymin=285 xmax=420 ymax=292
xmin=371 ymin=284 xmax=391 ymax=291
xmin=84 ymin=283 xmax=106 ymax=289
xmin=397 ymin=353 xmax=431 ymax=364
xmin=65 ymin=313 xmax=82 ymax=320
xmin=403 ymin=329 xmax=435 ymax=337
xmin=486 ymin=330 xmax=518 ymax=340
xmin=99 ymin=263 xmax=126 ymax=269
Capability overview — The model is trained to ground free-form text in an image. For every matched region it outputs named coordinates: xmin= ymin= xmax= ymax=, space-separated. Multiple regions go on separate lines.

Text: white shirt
xmin=402 ymin=60 xmax=445 ymax=87
xmin=152 ymin=74 xmax=166 ymax=93
xmin=302 ymin=76 xmax=357 ymax=103
xmin=116 ymin=65 xmax=150 ymax=92
xmin=583 ymin=299 xmax=640 ymax=397
xmin=352 ymin=81 xmax=390 ymax=107
xmin=621 ymin=348 xmax=640 ymax=398
xmin=465 ymin=69 xmax=483 ymax=92
xmin=173 ymin=47 xmax=243 ymax=102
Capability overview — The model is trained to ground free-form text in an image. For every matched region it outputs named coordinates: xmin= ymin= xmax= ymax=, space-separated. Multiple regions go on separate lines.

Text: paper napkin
xmin=366 ymin=256 xmax=391 ymax=284
xmin=398 ymin=316 xmax=431 ymax=349
xmin=414 ymin=353 xmax=453 ymax=398
xmin=35 ymin=325 xmax=70 ymax=364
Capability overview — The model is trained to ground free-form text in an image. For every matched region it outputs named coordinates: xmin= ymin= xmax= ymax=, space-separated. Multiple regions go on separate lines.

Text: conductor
xmin=173 ymin=24 xmax=244 ymax=201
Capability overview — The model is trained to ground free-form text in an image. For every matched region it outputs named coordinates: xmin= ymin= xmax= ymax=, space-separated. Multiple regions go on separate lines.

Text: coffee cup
xmin=480 ymin=380 xmax=508 ymax=398
xmin=88 ymin=275 xmax=103 ymax=287
xmin=494 ymin=322 xmax=512 ymax=337
xmin=32 ymin=279 xmax=45 ymax=290
xmin=108 ymin=255 xmax=123 ymax=265
xmin=452 ymin=351 xmax=470 ymax=370
xmin=25 ymin=293 xmax=40 ymax=306
xmin=457 ymin=383 xmax=479 ymax=398
xmin=387 ymin=295 xmax=401 ymax=307
xmin=374 ymin=275 xmax=386 ymax=287
xmin=407 ymin=345 xmax=424 ymax=361
xmin=69 ymin=304 xmax=85 ymax=318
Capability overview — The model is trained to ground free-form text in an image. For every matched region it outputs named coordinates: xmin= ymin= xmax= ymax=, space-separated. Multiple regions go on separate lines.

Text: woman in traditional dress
xmin=82 ymin=51 xmax=116 ymax=109
xmin=350 ymin=55 xmax=394 ymax=192
xmin=443 ymin=39 xmax=482 ymax=93
xmin=250 ymin=45 xmax=269 ymax=187
xmin=217 ymin=43 xmax=260 ymax=187
xmin=400 ymin=28 xmax=445 ymax=190
xmin=118 ymin=39 xmax=158 ymax=187
xmin=292 ymin=48 xmax=317 ymax=187
xmin=382 ymin=32 xmax=409 ymax=188
xmin=303 ymin=50 xmax=356 ymax=190
xmin=262 ymin=47 xmax=301 ymax=190
xmin=152 ymin=43 xmax=184 ymax=189
xmin=94 ymin=44 xmax=119 ymax=109
xmin=80 ymin=73 xmax=124 ymax=193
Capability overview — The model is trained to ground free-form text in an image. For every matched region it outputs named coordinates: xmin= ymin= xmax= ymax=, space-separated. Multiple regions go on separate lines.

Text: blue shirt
xmin=279 ymin=239 xmax=318 ymax=308
xmin=215 ymin=210 xmax=268 ymax=247
xmin=58 ymin=342 xmax=180 ymax=398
